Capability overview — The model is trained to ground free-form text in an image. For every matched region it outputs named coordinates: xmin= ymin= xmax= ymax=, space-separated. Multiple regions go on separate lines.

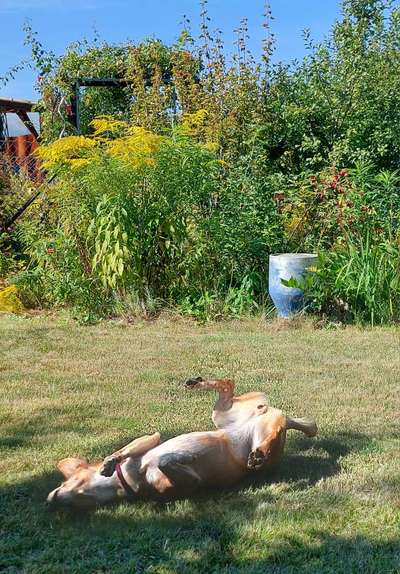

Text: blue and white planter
xmin=269 ymin=253 xmax=317 ymax=318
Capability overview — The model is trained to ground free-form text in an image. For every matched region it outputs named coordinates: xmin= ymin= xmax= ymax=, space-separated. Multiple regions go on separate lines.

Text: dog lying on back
xmin=46 ymin=378 xmax=317 ymax=510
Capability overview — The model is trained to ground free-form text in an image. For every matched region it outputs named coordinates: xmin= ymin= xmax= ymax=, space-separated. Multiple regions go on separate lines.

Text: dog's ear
xmin=57 ymin=457 xmax=88 ymax=479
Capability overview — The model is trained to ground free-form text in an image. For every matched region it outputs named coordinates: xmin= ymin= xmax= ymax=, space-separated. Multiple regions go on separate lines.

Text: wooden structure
xmin=0 ymin=97 xmax=40 ymax=180
xmin=0 ymin=97 xmax=39 ymax=139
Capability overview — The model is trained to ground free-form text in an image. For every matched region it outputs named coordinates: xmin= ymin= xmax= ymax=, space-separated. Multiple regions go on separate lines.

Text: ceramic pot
xmin=269 ymin=253 xmax=317 ymax=318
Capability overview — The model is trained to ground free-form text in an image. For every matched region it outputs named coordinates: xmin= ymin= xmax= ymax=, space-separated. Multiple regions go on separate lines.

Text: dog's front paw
xmin=99 ymin=456 xmax=118 ymax=477
xmin=247 ymin=448 xmax=266 ymax=471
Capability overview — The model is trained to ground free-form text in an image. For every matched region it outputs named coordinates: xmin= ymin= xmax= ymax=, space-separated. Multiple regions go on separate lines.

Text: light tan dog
xmin=46 ymin=378 xmax=317 ymax=510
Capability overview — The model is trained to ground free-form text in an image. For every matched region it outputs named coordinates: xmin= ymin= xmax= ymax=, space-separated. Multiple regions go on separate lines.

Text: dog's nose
xmin=185 ymin=376 xmax=204 ymax=387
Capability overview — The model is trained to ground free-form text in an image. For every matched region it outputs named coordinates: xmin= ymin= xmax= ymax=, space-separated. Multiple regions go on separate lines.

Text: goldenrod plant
xmin=0 ymin=285 xmax=24 ymax=314
xmin=35 ymin=116 xmax=165 ymax=172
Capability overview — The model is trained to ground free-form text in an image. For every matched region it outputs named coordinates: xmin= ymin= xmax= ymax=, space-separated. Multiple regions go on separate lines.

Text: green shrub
xmin=257 ymin=0 xmax=400 ymax=173
xmin=12 ymin=134 xmax=216 ymax=315
xmin=13 ymin=120 xmax=285 ymax=319
xmin=283 ymin=162 xmax=400 ymax=252
xmin=207 ymin=165 xmax=284 ymax=287
xmin=301 ymin=235 xmax=400 ymax=325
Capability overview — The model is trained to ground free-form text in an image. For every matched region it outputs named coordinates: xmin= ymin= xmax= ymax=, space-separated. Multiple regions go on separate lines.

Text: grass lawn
xmin=0 ymin=314 xmax=399 ymax=574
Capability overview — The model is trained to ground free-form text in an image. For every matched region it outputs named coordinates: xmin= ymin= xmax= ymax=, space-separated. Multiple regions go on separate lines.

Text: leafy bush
xmin=295 ymin=235 xmax=400 ymax=325
xmin=259 ymin=0 xmax=400 ymax=173
xmin=4 ymin=0 xmax=400 ymax=323
xmin=283 ymin=162 xmax=400 ymax=251
xmin=13 ymin=113 xmax=285 ymax=318
xmin=207 ymin=164 xmax=284 ymax=286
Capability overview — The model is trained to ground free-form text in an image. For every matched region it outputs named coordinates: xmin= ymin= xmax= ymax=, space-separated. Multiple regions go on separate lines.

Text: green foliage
xmin=5 ymin=0 xmax=400 ymax=323
xmin=21 ymin=27 xmax=202 ymax=142
xmin=283 ymin=162 xmax=400 ymax=251
xmin=290 ymin=235 xmax=400 ymax=325
xmin=11 ymin=134 xmax=219 ymax=315
xmin=256 ymin=0 xmax=400 ymax=173
xmin=89 ymin=194 xmax=131 ymax=290
xmin=0 ymin=168 xmax=32 ymax=230
xmin=207 ymin=164 xmax=284 ymax=284
xmin=13 ymin=120 xmax=284 ymax=319
xmin=178 ymin=274 xmax=261 ymax=321
xmin=0 ymin=171 xmax=34 ymax=278
xmin=279 ymin=157 xmax=400 ymax=325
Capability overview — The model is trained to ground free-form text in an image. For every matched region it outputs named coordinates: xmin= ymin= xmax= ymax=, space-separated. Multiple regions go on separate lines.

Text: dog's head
xmin=46 ymin=458 xmax=119 ymax=511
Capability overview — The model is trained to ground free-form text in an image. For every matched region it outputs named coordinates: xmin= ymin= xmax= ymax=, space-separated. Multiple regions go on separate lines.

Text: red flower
xmin=47 ymin=247 xmax=55 ymax=254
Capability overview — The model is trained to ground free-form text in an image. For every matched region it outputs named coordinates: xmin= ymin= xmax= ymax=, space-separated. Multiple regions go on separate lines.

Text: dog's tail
xmin=285 ymin=416 xmax=318 ymax=437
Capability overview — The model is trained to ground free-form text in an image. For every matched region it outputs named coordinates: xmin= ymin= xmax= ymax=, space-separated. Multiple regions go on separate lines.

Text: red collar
xmin=115 ymin=463 xmax=136 ymax=499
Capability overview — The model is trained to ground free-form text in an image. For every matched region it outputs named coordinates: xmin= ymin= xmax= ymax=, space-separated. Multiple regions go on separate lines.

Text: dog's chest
xmin=212 ymin=398 xmax=268 ymax=429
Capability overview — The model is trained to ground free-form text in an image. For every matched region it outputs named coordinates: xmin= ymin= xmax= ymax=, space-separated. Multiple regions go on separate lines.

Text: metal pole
xmin=75 ymin=81 xmax=81 ymax=135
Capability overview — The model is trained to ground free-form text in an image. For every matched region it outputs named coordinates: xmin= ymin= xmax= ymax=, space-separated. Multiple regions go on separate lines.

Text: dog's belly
xmin=141 ymin=431 xmax=226 ymax=469
xmin=141 ymin=430 xmax=246 ymax=488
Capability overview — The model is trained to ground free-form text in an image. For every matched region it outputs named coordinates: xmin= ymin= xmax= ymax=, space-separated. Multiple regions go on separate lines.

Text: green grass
xmin=0 ymin=314 xmax=399 ymax=574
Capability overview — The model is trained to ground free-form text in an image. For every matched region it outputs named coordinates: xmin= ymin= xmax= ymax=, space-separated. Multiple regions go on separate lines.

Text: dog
xmin=46 ymin=378 xmax=317 ymax=510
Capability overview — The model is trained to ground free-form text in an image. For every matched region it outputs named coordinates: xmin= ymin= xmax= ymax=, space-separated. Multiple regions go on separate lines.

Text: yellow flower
xmin=106 ymin=127 xmax=163 ymax=168
xmin=285 ymin=215 xmax=303 ymax=234
xmin=181 ymin=109 xmax=209 ymax=136
xmin=0 ymin=285 xmax=24 ymax=314
xmin=70 ymin=158 xmax=92 ymax=169
xmin=203 ymin=141 xmax=220 ymax=153
xmin=35 ymin=136 xmax=98 ymax=170
xmin=90 ymin=116 xmax=129 ymax=137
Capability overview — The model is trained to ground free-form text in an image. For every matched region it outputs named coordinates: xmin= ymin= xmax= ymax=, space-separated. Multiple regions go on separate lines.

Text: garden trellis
xmin=69 ymin=76 xmax=179 ymax=134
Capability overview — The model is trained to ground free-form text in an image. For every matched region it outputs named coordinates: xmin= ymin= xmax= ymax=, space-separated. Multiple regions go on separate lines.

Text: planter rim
xmin=270 ymin=253 xmax=317 ymax=259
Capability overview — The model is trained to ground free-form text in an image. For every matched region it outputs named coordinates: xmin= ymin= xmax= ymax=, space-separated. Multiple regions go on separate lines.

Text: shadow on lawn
xmin=136 ymin=531 xmax=400 ymax=574
xmin=0 ymin=406 xmax=79 ymax=449
xmin=275 ymin=431 xmax=366 ymax=487
xmin=2 ymin=430 xmax=393 ymax=573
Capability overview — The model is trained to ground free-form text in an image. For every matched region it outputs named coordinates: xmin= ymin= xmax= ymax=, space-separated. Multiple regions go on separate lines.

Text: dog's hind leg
xmin=100 ymin=432 xmax=161 ymax=476
xmin=185 ymin=377 xmax=235 ymax=410
xmin=285 ymin=416 xmax=317 ymax=437
xmin=154 ymin=451 xmax=202 ymax=495
xmin=247 ymin=412 xmax=287 ymax=471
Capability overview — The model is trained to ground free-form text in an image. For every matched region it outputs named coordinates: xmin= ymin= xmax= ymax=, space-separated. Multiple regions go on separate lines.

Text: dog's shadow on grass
xmin=271 ymin=430 xmax=368 ymax=488
xmin=185 ymin=430 xmax=373 ymax=501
